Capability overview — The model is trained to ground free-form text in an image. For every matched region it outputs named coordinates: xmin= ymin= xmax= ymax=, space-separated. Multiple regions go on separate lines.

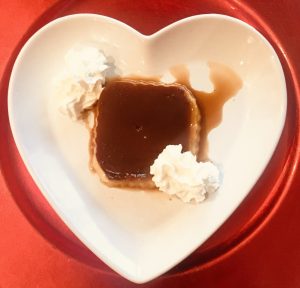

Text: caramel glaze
xmin=170 ymin=62 xmax=242 ymax=160
xmin=95 ymin=80 xmax=196 ymax=181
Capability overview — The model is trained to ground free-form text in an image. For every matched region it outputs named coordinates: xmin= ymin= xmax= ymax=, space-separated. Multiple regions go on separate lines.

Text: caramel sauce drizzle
xmin=170 ymin=62 xmax=242 ymax=160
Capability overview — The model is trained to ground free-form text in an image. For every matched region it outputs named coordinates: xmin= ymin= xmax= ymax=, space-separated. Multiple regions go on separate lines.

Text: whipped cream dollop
xmin=150 ymin=145 xmax=220 ymax=203
xmin=57 ymin=45 xmax=112 ymax=120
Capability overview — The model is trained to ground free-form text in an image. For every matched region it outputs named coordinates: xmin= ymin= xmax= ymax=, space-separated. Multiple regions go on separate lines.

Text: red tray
xmin=0 ymin=0 xmax=300 ymax=287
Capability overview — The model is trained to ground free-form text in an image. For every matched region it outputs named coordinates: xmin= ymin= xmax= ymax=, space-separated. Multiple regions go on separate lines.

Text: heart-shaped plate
xmin=8 ymin=14 xmax=286 ymax=283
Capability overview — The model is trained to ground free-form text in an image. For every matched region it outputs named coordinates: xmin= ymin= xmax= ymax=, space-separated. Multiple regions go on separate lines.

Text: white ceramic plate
xmin=8 ymin=14 xmax=286 ymax=283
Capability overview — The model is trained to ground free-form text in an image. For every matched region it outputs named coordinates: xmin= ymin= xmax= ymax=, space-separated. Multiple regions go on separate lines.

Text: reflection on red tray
xmin=0 ymin=0 xmax=298 ymax=279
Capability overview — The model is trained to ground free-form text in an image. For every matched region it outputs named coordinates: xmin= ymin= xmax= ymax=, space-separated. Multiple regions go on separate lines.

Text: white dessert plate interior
xmin=8 ymin=14 xmax=286 ymax=283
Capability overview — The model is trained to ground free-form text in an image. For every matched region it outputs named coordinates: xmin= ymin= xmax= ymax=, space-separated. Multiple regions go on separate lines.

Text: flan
xmin=92 ymin=79 xmax=201 ymax=188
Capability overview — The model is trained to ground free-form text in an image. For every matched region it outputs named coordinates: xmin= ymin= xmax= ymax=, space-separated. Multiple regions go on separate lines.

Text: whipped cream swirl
xmin=57 ymin=45 xmax=112 ymax=120
xmin=150 ymin=145 xmax=220 ymax=203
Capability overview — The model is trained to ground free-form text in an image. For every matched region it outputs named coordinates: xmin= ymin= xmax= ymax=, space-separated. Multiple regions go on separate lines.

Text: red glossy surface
xmin=0 ymin=0 xmax=300 ymax=287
